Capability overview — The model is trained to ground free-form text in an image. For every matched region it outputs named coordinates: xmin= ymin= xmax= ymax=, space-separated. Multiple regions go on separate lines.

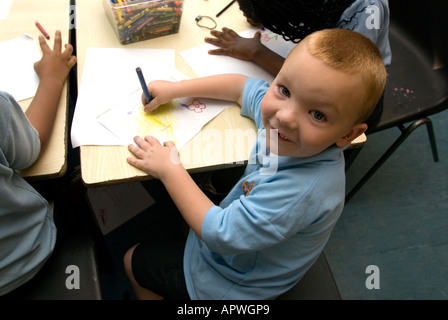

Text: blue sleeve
xmin=241 ymin=78 xmax=270 ymax=129
xmin=201 ymin=168 xmax=339 ymax=255
xmin=0 ymin=92 xmax=40 ymax=170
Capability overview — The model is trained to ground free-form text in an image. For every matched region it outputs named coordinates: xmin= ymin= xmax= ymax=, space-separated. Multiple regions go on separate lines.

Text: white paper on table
xmin=0 ymin=0 xmax=13 ymax=19
xmin=0 ymin=34 xmax=40 ymax=101
xmin=96 ymin=87 xmax=235 ymax=150
xmin=257 ymin=28 xmax=298 ymax=59
xmin=87 ymin=181 xmax=155 ymax=235
xmin=71 ymin=48 xmax=176 ymax=148
xmin=179 ymin=28 xmax=296 ymax=83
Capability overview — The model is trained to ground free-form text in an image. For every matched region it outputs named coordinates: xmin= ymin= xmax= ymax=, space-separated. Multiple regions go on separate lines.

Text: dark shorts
xmin=131 ymin=238 xmax=190 ymax=300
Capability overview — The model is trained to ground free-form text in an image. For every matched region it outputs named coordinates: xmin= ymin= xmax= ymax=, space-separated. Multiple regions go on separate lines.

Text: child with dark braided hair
xmin=207 ymin=0 xmax=390 ymax=73
xmin=205 ymin=0 xmax=391 ymax=130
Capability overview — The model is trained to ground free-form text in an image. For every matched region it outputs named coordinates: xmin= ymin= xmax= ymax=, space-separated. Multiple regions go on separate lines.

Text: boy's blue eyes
xmin=312 ymin=111 xmax=326 ymax=121
xmin=278 ymin=85 xmax=326 ymax=121
xmin=280 ymin=86 xmax=290 ymax=97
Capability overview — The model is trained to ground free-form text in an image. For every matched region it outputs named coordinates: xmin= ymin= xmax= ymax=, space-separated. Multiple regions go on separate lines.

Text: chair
xmin=345 ymin=0 xmax=448 ymax=202
xmin=4 ymin=234 xmax=103 ymax=300
xmin=277 ymin=252 xmax=341 ymax=300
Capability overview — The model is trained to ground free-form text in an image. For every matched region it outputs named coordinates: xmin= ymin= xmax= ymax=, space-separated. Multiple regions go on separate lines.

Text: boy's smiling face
xmin=261 ymin=43 xmax=368 ymax=158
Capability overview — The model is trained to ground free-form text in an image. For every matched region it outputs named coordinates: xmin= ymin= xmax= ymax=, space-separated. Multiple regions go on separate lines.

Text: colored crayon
xmin=35 ymin=21 xmax=50 ymax=39
xmin=136 ymin=67 xmax=152 ymax=104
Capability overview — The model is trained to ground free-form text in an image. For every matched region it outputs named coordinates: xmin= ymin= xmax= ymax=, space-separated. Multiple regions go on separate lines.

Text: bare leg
xmin=123 ymin=244 xmax=163 ymax=300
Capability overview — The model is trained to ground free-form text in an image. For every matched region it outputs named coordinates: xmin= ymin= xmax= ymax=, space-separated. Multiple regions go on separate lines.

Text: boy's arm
xmin=127 ymin=136 xmax=213 ymax=239
xmin=143 ymin=74 xmax=249 ymax=112
xmin=131 ymin=74 xmax=250 ymax=238
xmin=25 ymin=31 xmax=76 ymax=152
xmin=160 ymin=155 xmax=214 ymax=239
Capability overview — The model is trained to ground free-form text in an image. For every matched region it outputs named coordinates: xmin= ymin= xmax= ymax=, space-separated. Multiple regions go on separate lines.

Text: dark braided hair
xmin=237 ymin=0 xmax=356 ymax=42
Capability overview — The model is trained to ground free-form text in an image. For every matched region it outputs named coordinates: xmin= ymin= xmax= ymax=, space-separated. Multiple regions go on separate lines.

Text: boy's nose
xmin=276 ymin=108 xmax=298 ymax=130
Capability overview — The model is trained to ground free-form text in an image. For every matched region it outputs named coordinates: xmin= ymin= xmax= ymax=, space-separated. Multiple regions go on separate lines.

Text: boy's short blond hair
xmin=301 ymin=28 xmax=387 ymax=124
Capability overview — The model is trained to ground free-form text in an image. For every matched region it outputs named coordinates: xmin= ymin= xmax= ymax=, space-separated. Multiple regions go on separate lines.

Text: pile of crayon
xmin=106 ymin=0 xmax=184 ymax=44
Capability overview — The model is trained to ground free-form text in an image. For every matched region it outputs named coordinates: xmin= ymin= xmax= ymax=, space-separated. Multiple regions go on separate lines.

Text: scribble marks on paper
xmin=134 ymin=101 xmax=178 ymax=144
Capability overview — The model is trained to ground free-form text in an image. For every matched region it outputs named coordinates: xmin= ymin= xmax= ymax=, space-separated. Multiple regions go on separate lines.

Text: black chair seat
xmin=3 ymin=235 xmax=102 ymax=300
xmin=277 ymin=252 xmax=341 ymax=300
xmin=345 ymin=3 xmax=448 ymax=202
xmin=371 ymin=24 xmax=448 ymax=134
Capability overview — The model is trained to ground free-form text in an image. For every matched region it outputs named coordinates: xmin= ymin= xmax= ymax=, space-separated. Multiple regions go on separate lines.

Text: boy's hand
xmin=127 ymin=135 xmax=182 ymax=181
xmin=128 ymin=135 xmax=214 ymax=239
xmin=142 ymin=80 xmax=178 ymax=112
xmin=33 ymin=30 xmax=77 ymax=85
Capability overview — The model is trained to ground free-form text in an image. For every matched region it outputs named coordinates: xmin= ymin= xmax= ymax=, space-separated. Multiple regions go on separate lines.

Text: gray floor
xmin=325 ymin=111 xmax=448 ymax=300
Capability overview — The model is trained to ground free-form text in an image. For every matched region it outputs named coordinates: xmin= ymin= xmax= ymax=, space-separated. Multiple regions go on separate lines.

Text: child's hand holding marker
xmin=136 ymin=67 xmax=180 ymax=113
xmin=136 ymin=67 xmax=163 ymax=113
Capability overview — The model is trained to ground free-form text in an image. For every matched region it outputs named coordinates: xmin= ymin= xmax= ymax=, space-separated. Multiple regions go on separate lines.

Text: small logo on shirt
xmin=242 ymin=180 xmax=255 ymax=197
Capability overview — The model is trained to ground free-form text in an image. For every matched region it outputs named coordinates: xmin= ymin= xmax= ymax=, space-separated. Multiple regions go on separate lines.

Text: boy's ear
xmin=335 ymin=123 xmax=368 ymax=148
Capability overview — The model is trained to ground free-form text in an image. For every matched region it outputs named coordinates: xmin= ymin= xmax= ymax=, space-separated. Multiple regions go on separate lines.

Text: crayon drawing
xmin=134 ymin=101 xmax=179 ymax=145
xmin=182 ymin=98 xmax=207 ymax=113
xmin=96 ymin=88 xmax=235 ymax=150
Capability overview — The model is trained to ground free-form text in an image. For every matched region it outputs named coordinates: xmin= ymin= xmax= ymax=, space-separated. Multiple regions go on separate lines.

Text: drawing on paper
xmin=180 ymin=98 xmax=207 ymax=113
xmin=96 ymin=87 xmax=234 ymax=150
xmin=134 ymin=101 xmax=179 ymax=145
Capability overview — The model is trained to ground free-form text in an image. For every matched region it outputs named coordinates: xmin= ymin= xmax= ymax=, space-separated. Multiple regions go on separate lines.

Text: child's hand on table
xmin=127 ymin=135 xmax=181 ymax=181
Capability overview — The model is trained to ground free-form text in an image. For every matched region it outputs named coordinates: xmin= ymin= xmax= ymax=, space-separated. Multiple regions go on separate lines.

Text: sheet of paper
xmin=0 ymin=0 xmax=13 ymax=19
xmin=0 ymin=34 xmax=40 ymax=101
xmin=257 ymin=28 xmax=298 ymax=59
xmin=97 ymin=88 xmax=234 ymax=150
xmin=180 ymin=28 xmax=296 ymax=83
xmin=87 ymin=181 xmax=155 ymax=235
xmin=71 ymin=48 xmax=175 ymax=147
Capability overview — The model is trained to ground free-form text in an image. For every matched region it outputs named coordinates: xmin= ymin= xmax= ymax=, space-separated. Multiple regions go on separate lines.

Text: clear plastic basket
xmin=103 ymin=0 xmax=184 ymax=44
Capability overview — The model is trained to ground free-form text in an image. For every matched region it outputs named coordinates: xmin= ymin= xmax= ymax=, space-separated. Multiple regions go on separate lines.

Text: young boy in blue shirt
xmin=123 ymin=28 xmax=386 ymax=299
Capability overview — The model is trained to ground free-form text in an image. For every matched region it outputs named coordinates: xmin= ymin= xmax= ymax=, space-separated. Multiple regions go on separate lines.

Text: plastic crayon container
xmin=103 ymin=0 xmax=184 ymax=44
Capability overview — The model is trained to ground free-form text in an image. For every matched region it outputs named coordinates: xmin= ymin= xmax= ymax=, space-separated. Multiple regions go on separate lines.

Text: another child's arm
xmin=25 ymin=30 xmax=76 ymax=151
xmin=205 ymin=28 xmax=285 ymax=77
xmin=131 ymin=74 xmax=248 ymax=238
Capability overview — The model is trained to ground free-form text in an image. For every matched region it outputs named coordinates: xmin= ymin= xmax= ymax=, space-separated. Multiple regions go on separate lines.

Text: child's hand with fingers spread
xmin=34 ymin=30 xmax=77 ymax=85
xmin=25 ymin=30 xmax=77 ymax=149
xmin=127 ymin=135 xmax=182 ymax=180
xmin=205 ymin=27 xmax=262 ymax=62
